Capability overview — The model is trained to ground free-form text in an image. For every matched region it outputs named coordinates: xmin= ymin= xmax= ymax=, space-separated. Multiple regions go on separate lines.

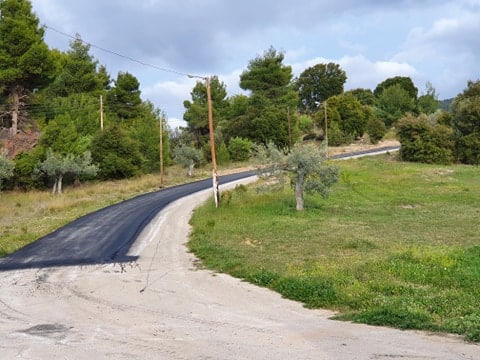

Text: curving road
xmin=1 ymin=145 xmax=478 ymax=359
xmin=0 ymin=171 xmax=255 ymax=271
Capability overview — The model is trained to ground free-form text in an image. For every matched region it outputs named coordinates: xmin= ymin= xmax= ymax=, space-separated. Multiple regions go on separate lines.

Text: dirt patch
xmin=0 ymin=129 xmax=40 ymax=158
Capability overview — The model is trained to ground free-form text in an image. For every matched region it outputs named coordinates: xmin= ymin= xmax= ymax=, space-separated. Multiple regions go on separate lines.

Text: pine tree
xmin=0 ymin=0 xmax=54 ymax=134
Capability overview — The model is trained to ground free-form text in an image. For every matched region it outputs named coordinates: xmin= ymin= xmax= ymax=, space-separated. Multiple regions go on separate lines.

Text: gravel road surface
xmin=0 ymin=178 xmax=478 ymax=359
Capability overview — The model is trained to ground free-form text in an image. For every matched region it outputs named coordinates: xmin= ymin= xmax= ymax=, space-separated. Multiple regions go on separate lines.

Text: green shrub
xmin=397 ymin=114 xmax=454 ymax=164
xmin=227 ymin=137 xmax=252 ymax=161
xmin=366 ymin=116 xmax=387 ymax=144
xmin=328 ymin=121 xmax=353 ymax=146
xmin=455 ymin=132 xmax=480 ymax=165
xmin=216 ymin=142 xmax=230 ymax=165
xmin=298 ymin=114 xmax=314 ymax=132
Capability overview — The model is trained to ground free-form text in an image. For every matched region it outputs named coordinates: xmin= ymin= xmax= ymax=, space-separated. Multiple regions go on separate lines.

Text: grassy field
xmin=188 ymin=153 xmax=480 ymax=341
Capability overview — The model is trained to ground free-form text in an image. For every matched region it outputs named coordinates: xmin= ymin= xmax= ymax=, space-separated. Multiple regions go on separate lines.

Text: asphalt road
xmin=0 ymin=171 xmax=255 ymax=271
xmin=0 ymin=145 xmax=399 ymax=271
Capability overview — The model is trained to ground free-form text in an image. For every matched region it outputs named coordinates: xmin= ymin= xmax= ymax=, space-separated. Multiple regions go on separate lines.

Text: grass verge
xmin=188 ymin=154 xmax=480 ymax=342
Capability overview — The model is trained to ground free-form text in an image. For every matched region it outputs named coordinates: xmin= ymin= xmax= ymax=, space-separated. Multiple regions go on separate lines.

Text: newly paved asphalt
xmin=0 ymin=171 xmax=255 ymax=271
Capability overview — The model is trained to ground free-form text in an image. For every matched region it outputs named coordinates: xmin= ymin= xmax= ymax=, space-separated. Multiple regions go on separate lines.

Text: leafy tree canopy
xmin=295 ymin=62 xmax=347 ymax=113
xmin=46 ymin=36 xmax=104 ymax=97
xmin=0 ymin=0 xmax=54 ymax=133
xmin=183 ymin=76 xmax=229 ymax=147
xmin=451 ymin=79 xmax=480 ymax=164
xmin=374 ymin=76 xmax=418 ymax=100
xmin=107 ymin=71 xmax=142 ymax=120
xmin=240 ymin=47 xmax=294 ymax=101
xmin=253 ymin=142 xmax=339 ymax=210
xmin=376 ymin=83 xmax=416 ymax=127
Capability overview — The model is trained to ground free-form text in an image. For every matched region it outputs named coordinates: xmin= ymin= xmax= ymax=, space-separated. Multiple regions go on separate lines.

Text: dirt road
xmin=0 ymin=178 xmax=478 ymax=359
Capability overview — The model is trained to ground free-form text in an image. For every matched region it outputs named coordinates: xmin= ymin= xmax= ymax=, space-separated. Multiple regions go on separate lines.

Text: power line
xmin=44 ymin=25 xmax=194 ymax=78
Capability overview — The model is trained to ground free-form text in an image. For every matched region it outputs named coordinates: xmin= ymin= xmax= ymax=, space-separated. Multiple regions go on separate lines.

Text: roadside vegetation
xmin=1 ymin=0 xmax=480 ymax=344
xmin=189 ymin=154 xmax=480 ymax=342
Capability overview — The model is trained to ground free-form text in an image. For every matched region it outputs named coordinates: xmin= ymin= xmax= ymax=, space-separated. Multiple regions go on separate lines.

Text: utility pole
xmin=206 ymin=77 xmax=219 ymax=207
xmin=159 ymin=117 xmax=164 ymax=187
xmin=100 ymin=95 xmax=104 ymax=131
xmin=187 ymin=74 xmax=219 ymax=207
xmin=324 ymin=100 xmax=328 ymax=156
xmin=287 ymin=107 xmax=292 ymax=148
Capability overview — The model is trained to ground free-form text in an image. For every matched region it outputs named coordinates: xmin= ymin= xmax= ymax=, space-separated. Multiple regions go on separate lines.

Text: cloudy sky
xmin=30 ymin=0 xmax=480 ymax=128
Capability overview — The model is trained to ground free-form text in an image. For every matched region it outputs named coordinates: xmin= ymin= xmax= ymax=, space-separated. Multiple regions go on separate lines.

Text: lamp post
xmin=188 ymin=75 xmax=219 ymax=207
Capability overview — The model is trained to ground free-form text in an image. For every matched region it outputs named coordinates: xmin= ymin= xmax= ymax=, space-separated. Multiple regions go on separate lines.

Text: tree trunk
xmin=188 ymin=163 xmax=195 ymax=177
xmin=295 ymin=171 xmax=305 ymax=211
xmin=57 ymin=175 xmax=63 ymax=195
xmin=52 ymin=175 xmax=64 ymax=195
xmin=10 ymin=89 xmax=20 ymax=135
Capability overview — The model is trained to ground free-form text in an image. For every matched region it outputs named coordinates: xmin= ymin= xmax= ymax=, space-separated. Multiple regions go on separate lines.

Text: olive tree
xmin=254 ymin=142 xmax=339 ymax=210
xmin=173 ymin=145 xmax=203 ymax=177
xmin=36 ymin=149 xmax=98 ymax=194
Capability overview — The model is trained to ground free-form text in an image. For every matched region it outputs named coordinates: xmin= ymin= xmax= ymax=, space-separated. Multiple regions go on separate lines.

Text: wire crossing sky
xmin=31 ymin=0 xmax=480 ymax=128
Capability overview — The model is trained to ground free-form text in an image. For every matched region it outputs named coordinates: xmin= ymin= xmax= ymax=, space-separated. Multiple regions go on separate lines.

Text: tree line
xmin=1 ymin=0 xmax=479 ymax=195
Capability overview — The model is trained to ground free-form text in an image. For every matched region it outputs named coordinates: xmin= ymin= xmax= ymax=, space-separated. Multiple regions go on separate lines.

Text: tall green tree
xmin=128 ymin=102 xmax=171 ymax=173
xmin=47 ymin=36 xmax=103 ymax=97
xmin=295 ymin=62 xmax=347 ymax=113
xmin=376 ymin=83 xmax=416 ymax=127
xmin=107 ymin=71 xmax=142 ymax=120
xmin=237 ymin=47 xmax=299 ymax=148
xmin=90 ymin=125 xmax=143 ymax=180
xmin=0 ymin=0 xmax=54 ymax=134
xmin=417 ymin=81 xmax=439 ymax=115
xmin=183 ymin=75 xmax=229 ymax=147
xmin=374 ymin=76 xmax=418 ymax=100
xmin=346 ymin=88 xmax=375 ymax=106
xmin=451 ymin=80 xmax=480 ymax=164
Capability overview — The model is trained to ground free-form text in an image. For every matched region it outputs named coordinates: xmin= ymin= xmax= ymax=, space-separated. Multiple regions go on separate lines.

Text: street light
xmin=188 ymin=74 xmax=219 ymax=207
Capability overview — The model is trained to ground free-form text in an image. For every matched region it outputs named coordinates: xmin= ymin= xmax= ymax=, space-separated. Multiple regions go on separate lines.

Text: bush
xmin=397 ymin=114 xmax=454 ymax=164
xmin=298 ymin=114 xmax=314 ymax=132
xmin=91 ymin=126 xmax=143 ymax=180
xmin=216 ymin=142 xmax=230 ymax=165
xmin=228 ymin=137 xmax=252 ymax=161
xmin=328 ymin=121 xmax=353 ymax=146
xmin=0 ymin=150 xmax=14 ymax=190
xmin=366 ymin=116 xmax=387 ymax=144
xmin=456 ymin=132 xmax=480 ymax=165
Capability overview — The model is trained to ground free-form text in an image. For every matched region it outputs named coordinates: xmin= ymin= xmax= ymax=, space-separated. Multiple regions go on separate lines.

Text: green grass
xmin=188 ymin=154 xmax=480 ymax=342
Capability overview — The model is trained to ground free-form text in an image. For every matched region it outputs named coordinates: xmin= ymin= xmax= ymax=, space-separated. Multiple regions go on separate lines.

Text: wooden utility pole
xmin=159 ymin=117 xmax=164 ymax=187
xmin=324 ymin=100 xmax=328 ymax=156
xmin=100 ymin=95 xmax=104 ymax=131
xmin=206 ymin=77 xmax=219 ymax=207
xmin=287 ymin=107 xmax=292 ymax=148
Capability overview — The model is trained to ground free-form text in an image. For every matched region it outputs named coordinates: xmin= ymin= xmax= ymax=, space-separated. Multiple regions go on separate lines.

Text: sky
xmin=30 ymin=0 xmax=480 ymax=129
